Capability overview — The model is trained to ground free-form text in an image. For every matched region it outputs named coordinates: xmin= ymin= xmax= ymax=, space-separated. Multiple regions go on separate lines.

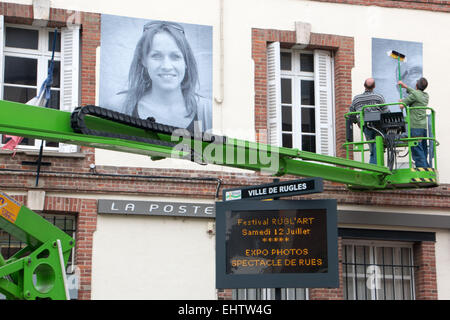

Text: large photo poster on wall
xmin=372 ymin=37 xmax=423 ymax=109
xmin=99 ymin=14 xmax=213 ymax=132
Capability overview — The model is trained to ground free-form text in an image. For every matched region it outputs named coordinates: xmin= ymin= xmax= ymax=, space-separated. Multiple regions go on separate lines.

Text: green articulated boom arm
xmin=0 ymin=99 xmax=439 ymax=190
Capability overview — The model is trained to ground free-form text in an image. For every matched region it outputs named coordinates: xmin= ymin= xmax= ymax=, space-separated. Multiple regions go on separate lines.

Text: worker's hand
xmin=397 ymin=81 xmax=407 ymax=89
xmin=398 ymin=99 xmax=405 ymax=109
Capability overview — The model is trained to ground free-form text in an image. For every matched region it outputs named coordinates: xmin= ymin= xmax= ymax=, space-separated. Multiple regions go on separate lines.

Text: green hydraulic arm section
xmin=0 ymin=99 xmax=394 ymax=189
xmin=0 ymin=191 xmax=74 ymax=300
xmin=0 ymin=99 xmax=439 ymax=190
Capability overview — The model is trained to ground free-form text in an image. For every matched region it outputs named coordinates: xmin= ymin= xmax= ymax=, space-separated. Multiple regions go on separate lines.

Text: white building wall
xmin=91 ymin=214 xmax=216 ymax=300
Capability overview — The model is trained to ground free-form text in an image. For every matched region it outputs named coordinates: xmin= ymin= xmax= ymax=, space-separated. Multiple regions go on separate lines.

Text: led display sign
xmin=216 ymin=199 xmax=338 ymax=289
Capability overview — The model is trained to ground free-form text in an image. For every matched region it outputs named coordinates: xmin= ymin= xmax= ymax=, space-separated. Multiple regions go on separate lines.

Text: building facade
xmin=0 ymin=0 xmax=449 ymax=300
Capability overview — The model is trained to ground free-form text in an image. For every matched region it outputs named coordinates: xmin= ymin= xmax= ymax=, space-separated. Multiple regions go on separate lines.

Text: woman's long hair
xmin=123 ymin=21 xmax=199 ymax=118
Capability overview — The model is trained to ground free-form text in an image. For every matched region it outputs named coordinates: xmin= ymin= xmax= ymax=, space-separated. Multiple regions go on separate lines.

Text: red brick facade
xmin=414 ymin=241 xmax=438 ymax=300
xmin=0 ymin=1 xmax=447 ymax=300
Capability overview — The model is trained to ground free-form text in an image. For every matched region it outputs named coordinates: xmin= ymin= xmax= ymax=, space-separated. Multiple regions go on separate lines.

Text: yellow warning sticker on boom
xmin=0 ymin=192 xmax=21 ymax=224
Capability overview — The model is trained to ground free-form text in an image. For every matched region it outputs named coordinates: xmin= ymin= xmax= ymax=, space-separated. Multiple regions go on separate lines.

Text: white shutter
xmin=314 ymin=49 xmax=335 ymax=156
xmin=266 ymin=42 xmax=282 ymax=146
xmin=0 ymin=16 xmax=4 ymax=100
xmin=59 ymin=25 xmax=80 ymax=153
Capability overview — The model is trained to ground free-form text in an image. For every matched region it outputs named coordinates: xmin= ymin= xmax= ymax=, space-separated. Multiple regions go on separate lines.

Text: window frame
xmin=1 ymin=23 xmax=62 ymax=151
xmin=342 ymin=239 xmax=416 ymax=300
xmin=0 ymin=19 xmax=80 ymax=154
xmin=280 ymin=49 xmax=316 ymax=151
xmin=266 ymin=42 xmax=335 ymax=156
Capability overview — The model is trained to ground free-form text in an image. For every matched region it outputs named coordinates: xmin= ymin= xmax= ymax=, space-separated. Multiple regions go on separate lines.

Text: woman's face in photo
xmin=144 ymin=31 xmax=186 ymax=92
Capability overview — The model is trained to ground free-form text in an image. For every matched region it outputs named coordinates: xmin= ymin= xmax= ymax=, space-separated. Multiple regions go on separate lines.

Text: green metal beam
xmin=157 ymin=129 xmax=391 ymax=174
xmin=375 ymin=136 xmax=384 ymax=167
xmin=0 ymin=259 xmax=24 ymax=279
xmin=0 ymin=100 xmax=185 ymax=159
xmin=0 ymin=100 xmax=392 ymax=188
xmin=0 ymin=251 xmax=6 ymax=267
xmin=0 ymin=278 xmax=23 ymax=299
xmin=283 ymin=158 xmax=385 ymax=189
xmin=294 ymin=149 xmax=391 ymax=174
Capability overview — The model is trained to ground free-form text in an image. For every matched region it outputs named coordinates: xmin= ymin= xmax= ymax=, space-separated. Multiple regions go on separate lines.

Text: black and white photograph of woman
xmin=99 ymin=15 xmax=213 ymax=132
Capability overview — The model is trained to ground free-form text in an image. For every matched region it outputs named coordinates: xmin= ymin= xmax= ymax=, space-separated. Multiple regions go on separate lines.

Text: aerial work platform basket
xmin=344 ymin=102 xmax=438 ymax=190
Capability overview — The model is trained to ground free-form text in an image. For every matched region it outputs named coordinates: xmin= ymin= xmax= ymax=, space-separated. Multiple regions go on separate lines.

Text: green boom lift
xmin=0 ymin=98 xmax=439 ymax=299
xmin=0 ymin=192 xmax=74 ymax=300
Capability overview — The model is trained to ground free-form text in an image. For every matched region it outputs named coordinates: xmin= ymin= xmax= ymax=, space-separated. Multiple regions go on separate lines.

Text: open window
xmin=0 ymin=16 xmax=80 ymax=153
xmin=267 ymin=42 xmax=335 ymax=156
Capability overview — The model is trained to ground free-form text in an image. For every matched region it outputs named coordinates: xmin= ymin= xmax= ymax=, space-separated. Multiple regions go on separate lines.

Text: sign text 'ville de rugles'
xmin=98 ymin=200 xmax=215 ymax=218
xmin=223 ymin=178 xmax=323 ymax=201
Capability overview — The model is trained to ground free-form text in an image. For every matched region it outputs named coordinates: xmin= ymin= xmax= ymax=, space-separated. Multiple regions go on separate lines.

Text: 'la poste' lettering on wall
xmin=98 ymin=200 xmax=215 ymax=218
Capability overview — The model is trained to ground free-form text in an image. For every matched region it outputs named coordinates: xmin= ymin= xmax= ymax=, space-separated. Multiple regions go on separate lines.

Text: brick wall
xmin=0 ymin=166 xmax=448 ymax=208
xmin=45 ymin=196 xmax=97 ymax=300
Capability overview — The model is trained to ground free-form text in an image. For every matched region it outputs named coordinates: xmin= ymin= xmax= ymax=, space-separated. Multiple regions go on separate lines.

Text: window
xmin=342 ymin=240 xmax=416 ymax=300
xmin=280 ymin=50 xmax=316 ymax=151
xmin=232 ymin=288 xmax=308 ymax=300
xmin=1 ymin=25 xmax=61 ymax=149
xmin=0 ymin=16 xmax=80 ymax=153
xmin=267 ymin=42 xmax=335 ymax=156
